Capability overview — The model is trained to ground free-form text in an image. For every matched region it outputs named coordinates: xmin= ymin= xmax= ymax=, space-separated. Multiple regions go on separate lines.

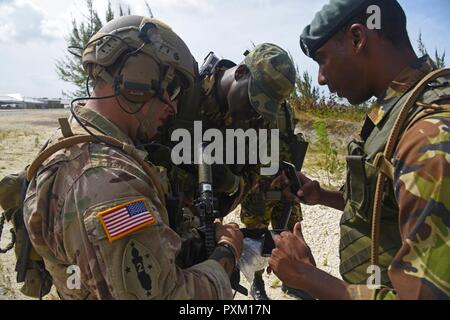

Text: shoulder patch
xmin=122 ymin=240 xmax=161 ymax=299
xmin=98 ymin=198 xmax=156 ymax=242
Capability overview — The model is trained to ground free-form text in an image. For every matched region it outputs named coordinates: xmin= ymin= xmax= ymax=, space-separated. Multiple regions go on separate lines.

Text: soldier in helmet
xmin=22 ymin=15 xmax=243 ymax=300
xmin=152 ymin=43 xmax=305 ymax=299
xmin=269 ymin=0 xmax=450 ymax=299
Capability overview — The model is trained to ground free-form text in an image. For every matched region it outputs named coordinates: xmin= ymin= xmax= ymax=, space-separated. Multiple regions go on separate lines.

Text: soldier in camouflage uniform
xmin=269 ymin=0 xmax=450 ymax=299
xmin=153 ymin=44 xmax=301 ymax=299
xmin=22 ymin=16 xmax=244 ymax=300
xmin=239 ymin=104 xmax=307 ymax=299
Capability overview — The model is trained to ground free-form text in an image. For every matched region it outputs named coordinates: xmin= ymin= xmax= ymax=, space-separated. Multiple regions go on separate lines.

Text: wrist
xmin=295 ymin=262 xmax=317 ymax=291
xmin=299 ymin=263 xmax=350 ymax=300
xmin=217 ymin=240 xmax=238 ymax=267
xmin=317 ymin=184 xmax=328 ymax=205
xmin=210 ymin=243 xmax=237 ymax=276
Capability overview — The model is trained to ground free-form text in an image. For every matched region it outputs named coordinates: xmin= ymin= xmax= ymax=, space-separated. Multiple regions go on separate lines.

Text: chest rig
xmin=340 ymin=68 xmax=450 ymax=285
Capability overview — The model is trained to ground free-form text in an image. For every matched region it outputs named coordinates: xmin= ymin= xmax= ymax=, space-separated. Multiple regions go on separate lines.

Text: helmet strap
xmin=159 ymin=65 xmax=175 ymax=93
xmin=94 ymin=65 xmax=115 ymax=87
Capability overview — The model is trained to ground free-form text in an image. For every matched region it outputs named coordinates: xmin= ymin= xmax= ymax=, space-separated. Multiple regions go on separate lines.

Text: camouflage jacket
xmin=349 ymin=57 xmax=450 ymax=300
xmin=23 ymin=105 xmax=232 ymax=300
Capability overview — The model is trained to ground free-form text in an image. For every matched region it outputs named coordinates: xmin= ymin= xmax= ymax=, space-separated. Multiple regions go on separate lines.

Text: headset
xmin=69 ymin=18 xmax=189 ymax=148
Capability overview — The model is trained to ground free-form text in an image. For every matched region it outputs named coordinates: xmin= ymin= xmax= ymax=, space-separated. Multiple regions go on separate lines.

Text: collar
xmin=367 ymin=55 xmax=436 ymax=126
xmin=359 ymin=56 xmax=436 ymax=141
xmin=71 ymin=104 xmax=135 ymax=146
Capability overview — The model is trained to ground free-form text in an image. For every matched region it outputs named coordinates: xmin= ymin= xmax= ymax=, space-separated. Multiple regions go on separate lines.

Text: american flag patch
xmin=98 ymin=198 xmax=156 ymax=242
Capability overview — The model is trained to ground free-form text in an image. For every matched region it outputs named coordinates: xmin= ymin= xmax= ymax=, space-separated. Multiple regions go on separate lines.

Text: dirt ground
xmin=0 ymin=109 xmax=342 ymax=300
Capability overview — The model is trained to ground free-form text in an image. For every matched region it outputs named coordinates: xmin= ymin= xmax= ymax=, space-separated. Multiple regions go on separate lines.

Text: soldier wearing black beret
xmin=270 ymin=0 xmax=450 ymax=300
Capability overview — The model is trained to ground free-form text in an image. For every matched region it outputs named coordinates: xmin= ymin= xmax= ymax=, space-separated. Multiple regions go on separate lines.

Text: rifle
xmin=195 ymin=143 xmax=248 ymax=296
xmin=282 ymin=101 xmax=309 ymax=172
xmin=195 ymin=144 xmax=216 ymax=257
xmin=274 ymin=102 xmax=309 ymax=232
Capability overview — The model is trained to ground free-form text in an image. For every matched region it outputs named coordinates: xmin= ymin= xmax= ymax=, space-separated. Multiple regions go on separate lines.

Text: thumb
xmin=293 ymin=222 xmax=304 ymax=240
xmin=297 ymin=172 xmax=310 ymax=184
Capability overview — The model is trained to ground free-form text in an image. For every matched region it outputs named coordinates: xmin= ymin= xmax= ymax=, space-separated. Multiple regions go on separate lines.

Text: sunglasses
xmin=166 ymin=77 xmax=184 ymax=102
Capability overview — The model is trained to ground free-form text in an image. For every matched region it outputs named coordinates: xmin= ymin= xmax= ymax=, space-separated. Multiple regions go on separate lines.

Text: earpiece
xmin=84 ymin=20 xmax=180 ymax=105
xmin=114 ymin=53 xmax=161 ymax=103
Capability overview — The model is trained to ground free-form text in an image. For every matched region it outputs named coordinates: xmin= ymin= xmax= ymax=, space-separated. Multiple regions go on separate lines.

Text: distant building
xmin=0 ymin=94 xmax=64 ymax=109
xmin=39 ymin=98 xmax=64 ymax=109
xmin=0 ymin=95 xmax=24 ymax=109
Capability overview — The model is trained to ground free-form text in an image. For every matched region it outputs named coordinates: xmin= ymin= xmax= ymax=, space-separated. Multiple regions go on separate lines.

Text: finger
xmin=293 ymin=222 xmax=304 ymax=240
xmin=280 ymin=230 xmax=292 ymax=238
xmin=282 ymin=188 xmax=299 ymax=202
xmin=228 ymin=222 xmax=240 ymax=229
xmin=297 ymin=172 xmax=310 ymax=184
xmin=282 ymin=172 xmax=290 ymax=188
xmin=274 ymin=234 xmax=285 ymax=247
xmin=269 ymin=249 xmax=280 ymax=262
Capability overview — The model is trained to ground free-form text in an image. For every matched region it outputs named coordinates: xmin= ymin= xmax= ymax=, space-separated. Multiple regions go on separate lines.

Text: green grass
xmin=290 ymin=96 xmax=368 ymax=123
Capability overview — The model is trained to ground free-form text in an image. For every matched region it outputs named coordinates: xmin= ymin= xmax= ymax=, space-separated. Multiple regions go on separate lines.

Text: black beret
xmin=300 ymin=0 xmax=396 ymax=58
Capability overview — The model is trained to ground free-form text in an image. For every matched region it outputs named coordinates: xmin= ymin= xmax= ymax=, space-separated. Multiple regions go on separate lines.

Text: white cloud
xmin=0 ymin=0 xmax=63 ymax=43
xmin=0 ymin=23 xmax=17 ymax=42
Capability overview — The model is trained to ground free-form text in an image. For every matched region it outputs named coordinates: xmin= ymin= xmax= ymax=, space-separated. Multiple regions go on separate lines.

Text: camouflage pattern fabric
xmin=23 ymin=105 xmax=232 ymax=300
xmin=245 ymin=43 xmax=297 ymax=124
xmin=346 ymin=57 xmax=450 ymax=299
xmin=387 ymin=108 xmax=450 ymax=299
xmin=240 ymin=103 xmax=303 ymax=230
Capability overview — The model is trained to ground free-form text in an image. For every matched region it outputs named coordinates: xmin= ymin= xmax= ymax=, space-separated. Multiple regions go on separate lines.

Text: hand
xmin=296 ymin=172 xmax=322 ymax=205
xmin=271 ymin=172 xmax=322 ymax=206
xmin=270 ymin=171 xmax=301 ymax=202
xmin=269 ymin=222 xmax=316 ymax=290
xmin=215 ymin=222 xmax=243 ymax=258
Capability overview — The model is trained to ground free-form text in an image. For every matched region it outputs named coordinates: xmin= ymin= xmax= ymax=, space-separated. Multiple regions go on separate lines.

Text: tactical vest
xmin=340 ymin=69 xmax=450 ymax=285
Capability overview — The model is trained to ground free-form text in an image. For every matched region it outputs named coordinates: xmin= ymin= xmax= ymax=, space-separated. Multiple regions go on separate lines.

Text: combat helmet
xmin=82 ymin=15 xmax=196 ymax=104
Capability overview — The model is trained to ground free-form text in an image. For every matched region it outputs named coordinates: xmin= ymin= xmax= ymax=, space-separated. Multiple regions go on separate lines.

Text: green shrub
xmin=312 ymin=120 xmax=345 ymax=186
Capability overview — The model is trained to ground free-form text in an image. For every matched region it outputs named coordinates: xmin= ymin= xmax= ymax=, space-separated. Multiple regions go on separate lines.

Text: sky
xmin=0 ymin=0 xmax=449 ymax=98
